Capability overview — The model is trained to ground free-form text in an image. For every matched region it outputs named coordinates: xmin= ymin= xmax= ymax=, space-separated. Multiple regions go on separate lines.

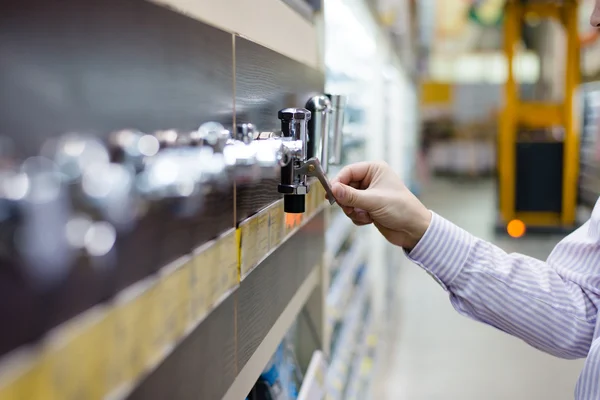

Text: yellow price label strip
xmin=156 ymin=257 xmax=192 ymax=348
xmin=190 ymin=246 xmax=210 ymax=325
xmin=112 ymin=284 xmax=153 ymax=387
xmin=269 ymin=201 xmax=284 ymax=249
xmin=256 ymin=210 xmax=270 ymax=262
xmin=44 ymin=307 xmax=113 ymax=400
xmin=218 ymin=229 xmax=239 ymax=296
xmin=0 ymin=229 xmax=247 ymax=400
xmin=239 ymin=217 xmax=258 ymax=278
xmin=202 ymin=242 xmax=220 ymax=312
xmin=0 ymin=347 xmax=53 ymax=400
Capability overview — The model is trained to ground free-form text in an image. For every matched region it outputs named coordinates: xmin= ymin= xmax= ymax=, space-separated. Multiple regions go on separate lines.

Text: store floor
xmin=380 ymin=178 xmax=585 ymax=400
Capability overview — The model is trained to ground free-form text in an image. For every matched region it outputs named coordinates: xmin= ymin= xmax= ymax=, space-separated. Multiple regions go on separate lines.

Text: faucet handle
xmin=297 ymin=157 xmax=336 ymax=205
xmin=326 ymin=94 xmax=347 ymax=165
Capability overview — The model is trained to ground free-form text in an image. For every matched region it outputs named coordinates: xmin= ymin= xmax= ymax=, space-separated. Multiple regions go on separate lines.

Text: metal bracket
xmin=297 ymin=157 xmax=336 ymax=205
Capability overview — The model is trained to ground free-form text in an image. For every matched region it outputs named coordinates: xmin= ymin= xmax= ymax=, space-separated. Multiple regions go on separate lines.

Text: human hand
xmin=329 ymin=161 xmax=432 ymax=250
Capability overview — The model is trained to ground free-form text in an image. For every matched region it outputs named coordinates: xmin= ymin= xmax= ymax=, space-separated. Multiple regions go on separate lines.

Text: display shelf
xmin=325 ymin=209 xmax=355 ymax=259
xmin=128 ymin=208 xmax=326 ymax=400
xmin=297 ymin=350 xmax=328 ymax=400
xmin=241 ymin=181 xmax=324 ymax=279
xmin=0 ymin=191 xmax=327 ymax=400
xmin=149 ymin=0 xmax=319 ymax=69
xmin=344 ymin=314 xmax=377 ymax=400
xmin=222 ymin=267 xmax=319 ymax=400
xmin=361 ymin=331 xmax=382 ymax=400
xmin=326 ymin=278 xmax=369 ymax=400
xmin=326 ymin=240 xmax=366 ymax=328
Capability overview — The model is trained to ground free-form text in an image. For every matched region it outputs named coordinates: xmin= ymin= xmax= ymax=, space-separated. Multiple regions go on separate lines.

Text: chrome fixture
xmin=306 ymin=95 xmax=332 ymax=173
xmin=276 ymin=108 xmax=336 ymax=214
xmin=327 ymin=94 xmax=347 ymax=166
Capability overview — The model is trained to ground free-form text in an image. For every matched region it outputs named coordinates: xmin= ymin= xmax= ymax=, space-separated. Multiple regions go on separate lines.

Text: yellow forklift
xmin=497 ymin=0 xmax=580 ymax=236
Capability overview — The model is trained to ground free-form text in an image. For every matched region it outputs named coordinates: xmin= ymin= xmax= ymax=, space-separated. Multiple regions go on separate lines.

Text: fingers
xmin=330 ymin=162 xmax=374 ymax=187
xmin=341 ymin=205 xmax=354 ymax=215
xmin=341 ymin=206 xmax=373 ymax=226
xmin=350 ymin=209 xmax=373 ymax=225
xmin=327 ymin=181 xmax=361 ymax=204
xmin=333 ymin=182 xmax=375 ymax=211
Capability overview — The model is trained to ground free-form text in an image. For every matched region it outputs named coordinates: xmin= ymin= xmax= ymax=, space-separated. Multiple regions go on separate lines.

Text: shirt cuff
xmin=406 ymin=212 xmax=474 ymax=290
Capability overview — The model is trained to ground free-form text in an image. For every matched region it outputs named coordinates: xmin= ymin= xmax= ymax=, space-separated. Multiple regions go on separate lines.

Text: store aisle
xmin=381 ymin=178 xmax=585 ymax=400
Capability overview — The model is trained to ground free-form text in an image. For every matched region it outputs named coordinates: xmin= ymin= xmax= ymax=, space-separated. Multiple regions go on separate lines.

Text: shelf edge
xmin=222 ymin=266 xmax=319 ymax=400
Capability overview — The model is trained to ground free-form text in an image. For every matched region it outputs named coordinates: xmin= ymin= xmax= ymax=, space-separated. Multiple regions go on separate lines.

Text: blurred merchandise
xmin=248 ymin=332 xmax=302 ymax=400
xmin=579 ymin=83 xmax=600 ymax=208
xmin=421 ymin=111 xmax=497 ymax=178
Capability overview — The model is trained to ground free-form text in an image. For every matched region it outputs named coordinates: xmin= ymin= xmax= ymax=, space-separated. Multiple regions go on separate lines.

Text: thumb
xmin=332 ymin=182 xmax=374 ymax=210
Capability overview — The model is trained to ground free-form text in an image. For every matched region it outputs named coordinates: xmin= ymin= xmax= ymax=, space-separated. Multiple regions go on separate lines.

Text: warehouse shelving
xmin=343 ymin=312 xmax=376 ymax=400
xmin=325 ymin=209 xmax=355 ymax=261
xmin=326 ymin=239 xmax=366 ymax=331
xmin=316 ymin=0 xmax=420 ymax=397
xmin=0 ymin=183 xmax=328 ymax=400
xmin=0 ymin=0 xmax=419 ymax=398
xmin=223 ymin=267 xmax=320 ymax=400
xmin=297 ymin=350 xmax=328 ymax=400
xmin=326 ymin=276 xmax=369 ymax=400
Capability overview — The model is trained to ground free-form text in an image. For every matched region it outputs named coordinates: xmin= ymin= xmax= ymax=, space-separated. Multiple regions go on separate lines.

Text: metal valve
xmin=306 ymin=95 xmax=332 ymax=173
xmin=277 ymin=108 xmax=336 ymax=214
xmin=305 ymin=94 xmax=347 ymax=170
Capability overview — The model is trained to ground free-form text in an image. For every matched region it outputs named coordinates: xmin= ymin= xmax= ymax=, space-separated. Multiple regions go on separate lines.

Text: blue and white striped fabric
xmin=407 ymin=204 xmax=600 ymax=399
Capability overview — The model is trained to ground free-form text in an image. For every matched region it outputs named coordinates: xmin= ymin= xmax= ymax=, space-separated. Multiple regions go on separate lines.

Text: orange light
xmin=285 ymin=213 xmax=302 ymax=229
xmin=507 ymin=219 xmax=526 ymax=238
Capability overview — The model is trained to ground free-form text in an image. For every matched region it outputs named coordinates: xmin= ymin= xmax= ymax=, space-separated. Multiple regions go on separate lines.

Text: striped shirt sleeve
xmin=407 ymin=212 xmax=597 ymax=359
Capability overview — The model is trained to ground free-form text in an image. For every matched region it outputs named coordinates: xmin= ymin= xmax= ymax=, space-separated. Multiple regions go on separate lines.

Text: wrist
xmin=405 ymin=209 xmax=432 ymax=250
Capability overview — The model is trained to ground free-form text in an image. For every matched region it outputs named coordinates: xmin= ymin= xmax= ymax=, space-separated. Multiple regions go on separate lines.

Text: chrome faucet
xmin=276 ymin=107 xmax=336 ymax=214
xmin=306 ymin=95 xmax=332 ymax=173
xmin=327 ymin=94 xmax=347 ymax=166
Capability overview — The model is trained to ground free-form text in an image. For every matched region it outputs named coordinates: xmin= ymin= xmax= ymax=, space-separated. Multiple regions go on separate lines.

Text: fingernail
xmin=355 ymin=210 xmax=372 ymax=223
xmin=333 ymin=183 xmax=344 ymax=200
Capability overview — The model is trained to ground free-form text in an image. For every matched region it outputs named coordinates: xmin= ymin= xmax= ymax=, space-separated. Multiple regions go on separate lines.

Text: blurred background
xmin=0 ymin=0 xmax=598 ymax=399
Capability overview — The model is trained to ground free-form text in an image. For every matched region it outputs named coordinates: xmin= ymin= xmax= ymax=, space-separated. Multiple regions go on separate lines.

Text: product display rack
xmin=0 ymin=0 xmax=418 ymax=398
xmin=314 ymin=0 xmax=419 ymax=398
xmin=0 ymin=182 xmax=329 ymax=400
xmin=0 ymin=1 xmax=332 ymax=399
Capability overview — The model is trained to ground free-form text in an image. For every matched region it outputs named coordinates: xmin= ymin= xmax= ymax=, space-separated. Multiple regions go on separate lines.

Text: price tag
xmin=256 ymin=210 xmax=269 ymax=263
xmin=239 ymin=217 xmax=258 ymax=278
xmin=332 ymin=376 xmax=344 ymax=392
xmin=44 ymin=310 xmax=111 ymax=400
xmin=202 ymin=241 xmax=219 ymax=309
xmin=367 ymin=334 xmax=378 ymax=347
xmin=155 ymin=262 xmax=189 ymax=349
xmin=269 ymin=201 xmax=284 ymax=249
xmin=218 ymin=230 xmax=239 ymax=295
xmin=111 ymin=287 xmax=150 ymax=387
xmin=103 ymin=307 xmax=126 ymax=394
xmin=0 ymin=354 xmax=52 ymax=400
xmin=360 ymin=358 xmax=373 ymax=376
xmin=171 ymin=260 xmax=192 ymax=340
xmin=189 ymin=248 xmax=208 ymax=325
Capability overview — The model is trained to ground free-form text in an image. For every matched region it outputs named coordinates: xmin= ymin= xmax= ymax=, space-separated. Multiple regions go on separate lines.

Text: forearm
xmin=408 ymin=213 xmax=597 ymax=359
